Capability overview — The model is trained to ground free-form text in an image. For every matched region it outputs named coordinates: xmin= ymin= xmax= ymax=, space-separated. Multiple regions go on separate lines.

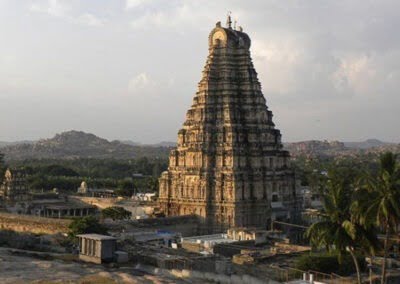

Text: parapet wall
xmin=105 ymin=214 xmax=200 ymax=237
xmin=0 ymin=212 xmax=71 ymax=234
xmin=134 ymin=215 xmax=200 ymax=237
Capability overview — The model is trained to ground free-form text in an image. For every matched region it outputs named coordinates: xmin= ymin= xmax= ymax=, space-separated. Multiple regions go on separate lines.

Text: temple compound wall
xmin=159 ymin=18 xmax=298 ymax=233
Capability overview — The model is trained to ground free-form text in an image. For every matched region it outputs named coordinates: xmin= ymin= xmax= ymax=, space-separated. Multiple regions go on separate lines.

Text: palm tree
xmin=307 ymin=169 xmax=378 ymax=284
xmin=356 ymin=152 xmax=400 ymax=284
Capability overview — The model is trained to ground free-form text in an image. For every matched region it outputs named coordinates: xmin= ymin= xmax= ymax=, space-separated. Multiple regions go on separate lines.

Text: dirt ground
xmin=0 ymin=248 xmax=199 ymax=284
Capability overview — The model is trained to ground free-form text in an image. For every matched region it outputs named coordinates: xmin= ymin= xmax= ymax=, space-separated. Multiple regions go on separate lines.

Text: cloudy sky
xmin=0 ymin=0 xmax=399 ymax=143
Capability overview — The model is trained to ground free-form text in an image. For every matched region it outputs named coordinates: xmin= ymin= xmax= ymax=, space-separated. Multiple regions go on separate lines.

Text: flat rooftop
xmin=181 ymin=234 xmax=237 ymax=244
xmin=77 ymin=234 xmax=116 ymax=241
xmin=45 ymin=204 xmax=96 ymax=210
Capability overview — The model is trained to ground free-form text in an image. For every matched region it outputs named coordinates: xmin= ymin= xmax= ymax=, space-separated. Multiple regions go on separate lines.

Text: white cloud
xmin=332 ymin=55 xmax=377 ymax=95
xmin=127 ymin=72 xmax=176 ymax=94
xmin=30 ymin=0 xmax=70 ymax=18
xmin=77 ymin=13 xmax=105 ymax=27
xmin=125 ymin=0 xmax=146 ymax=10
xmin=128 ymin=72 xmax=152 ymax=91
xmin=29 ymin=0 xmax=105 ymax=27
xmin=252 ymin=38 xmax=304 ymax=95
xmin=129 ymin=2 xmax=216 ymax=31
xmin=2 ymin=1 xmax=399 ymax=142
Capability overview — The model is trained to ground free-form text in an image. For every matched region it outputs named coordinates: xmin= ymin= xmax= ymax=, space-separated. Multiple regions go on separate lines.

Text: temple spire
xmin=226 ymin=11 xmax=232 ymax=29
xmin=158 ymin=21 xmax=298 ymax=233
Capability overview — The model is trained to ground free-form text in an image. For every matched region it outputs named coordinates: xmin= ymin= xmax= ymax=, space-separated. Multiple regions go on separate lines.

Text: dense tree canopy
xmin=101 ymin=206 xmax=132 ymax=220
xmin=355 ymin=152 xmax=400 ymax=284
xmin=0 ymin=151 xmax=6 ymax=182
xmin=68 ymin=216 xmax=108 ymax=238
xmin=306 ymin=167 xmax=379 ymax=284
xmin=7 ymin=158 xmax=167 ymax=193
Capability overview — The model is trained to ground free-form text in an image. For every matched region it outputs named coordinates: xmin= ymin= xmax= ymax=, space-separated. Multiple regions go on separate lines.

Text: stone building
xmin=77 ymin=234 xmax=117 ymax=264
xmin=0 ymin=168 xmax=29 ymax=201
xmin=37 ymin=203 xmax=97 ymax=218
xmin=158 ymin=16 xmax=298 ymax=233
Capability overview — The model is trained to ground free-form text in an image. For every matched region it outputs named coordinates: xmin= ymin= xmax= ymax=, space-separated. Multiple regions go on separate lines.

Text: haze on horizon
xmin=0 ymin=0 xmax=399 ymax=144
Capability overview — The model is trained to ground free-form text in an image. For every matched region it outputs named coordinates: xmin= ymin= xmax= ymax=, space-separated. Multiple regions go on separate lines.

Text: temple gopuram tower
xmin=158 ymin=17 xmax=298 ymax=233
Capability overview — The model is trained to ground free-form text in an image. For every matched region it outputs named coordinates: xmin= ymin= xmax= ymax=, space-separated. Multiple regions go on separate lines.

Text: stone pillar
xmin=80 ymin=237 xmax=84 ymax=254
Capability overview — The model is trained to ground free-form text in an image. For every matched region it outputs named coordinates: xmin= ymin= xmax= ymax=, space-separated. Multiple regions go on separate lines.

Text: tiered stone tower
xmin=159 ymin=17 xmax=297 ymax=233
xmin=0 ymin=169 xmax=29 ymax=201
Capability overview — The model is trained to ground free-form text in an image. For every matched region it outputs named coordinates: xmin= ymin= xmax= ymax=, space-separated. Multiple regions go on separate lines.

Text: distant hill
xmin=284 ymin=139 xmax=399 ymax=158
xmin=150 ymin=141 xmax=176 ymax=147
xmin=0 ymin=140 xmax=35 ymax=148
xmin=1 ymin=130 xmax=172 ymax=161
xmin=118 ymin=140 xmax=176 ymax=147
xmin=284 ymin=140 xmax=346 ymax=152
xmin=343 ymin=139 xmax=393 ymax=149
xmin=1 ymin=131 xmax=397 ymax=161
xmin=118 ymin=140 xmax=142 ymax=146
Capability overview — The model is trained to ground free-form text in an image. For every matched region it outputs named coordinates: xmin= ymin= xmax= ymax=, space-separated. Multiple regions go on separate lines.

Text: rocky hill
xmin=283 ymin=139 xmax=399 ymax=158
xmin=1 ymin=131 xmax=171 ymax=161
xmin=0 ymin=140 xmax=34 ymax=148
xmin=343 ymin=139 xmax=391 ymax=149
xmin=1 ymin=131 xmax=397 ymax=161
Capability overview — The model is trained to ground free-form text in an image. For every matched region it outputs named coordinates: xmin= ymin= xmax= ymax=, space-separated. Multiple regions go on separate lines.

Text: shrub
xmin=68 ymin=216 xmax=108 ymax=238
xmin=295 ymin=253 xmax=366 ymax=276
xmin=101 ymin=206 xmax=132 ymax=221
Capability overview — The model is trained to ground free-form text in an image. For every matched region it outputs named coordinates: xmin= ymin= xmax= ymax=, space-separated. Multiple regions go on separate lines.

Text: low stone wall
xmin=71 ymin=196 xmax=118 ymax=209
xmin=0 ymin=212 xmax=71 ymax=234
xmin=181 ymin=241 xmax=203 ymax=253
xmin=106 ymin=215 xmax=199 ymax=238
xmin=214 ymin=240 xmax=255 ymax=257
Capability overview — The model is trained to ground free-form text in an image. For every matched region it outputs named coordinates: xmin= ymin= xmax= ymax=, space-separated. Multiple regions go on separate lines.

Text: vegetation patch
xmin=295 ymin=253 xmax=366 ymax=276
xmin=68 ymin=216 xmax=108 ymax=239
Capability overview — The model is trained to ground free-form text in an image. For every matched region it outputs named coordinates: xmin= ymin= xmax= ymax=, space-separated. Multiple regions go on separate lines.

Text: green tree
xmin=306 ymin=169 xmax=378 ymax=284
xmin=115 ymin=178 xmax=136 ymax=196
xmin=43 ymin=164 xmax=79 ymax=177
xmin=356 ymin=152 xmax=400 ymax=284
xmin=0 ymin=151 xmax=6 ymax=182
xmin=101 ymin=206 xmax=132 ymax=220
xmin=147 ymin=177 xmax=159 ymax=194
xmin=295 ymin=252 xmax=366 ymax=276
xmin=68 ymin=216 xmax=108 ymax=238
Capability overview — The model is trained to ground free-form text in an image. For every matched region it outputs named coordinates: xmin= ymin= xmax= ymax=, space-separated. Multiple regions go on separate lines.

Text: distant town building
xmin=227 ymin=227 xmax=269 ymax=245
xmin=159 ymin=17 xmax=298 ymax=233
xmin=77 ymin=181 xmax=117 ymax=198
xmin=77 ymin=234 xmax=117 ymax=264
xmin=181 ymin=233 xmax=236 ymax=254
xmin=85 ymin=188 xmax=117 ymax=198
xmin=133 ymin=192 xmax=156 ymax=202
xmin=122 ymin=230 xmax=180 ymax=247
xmin=0 ymin=168 xmax=29 ymax=201
xmin=26 ymin=194 xmax=98 ymax=218
xmin=300 ymin=186 xmax=323 ymax=210
xmin=38 ymin=204 xmax=97 ymax=218
xmin=182 ymin=228 xmax=277 ymax=254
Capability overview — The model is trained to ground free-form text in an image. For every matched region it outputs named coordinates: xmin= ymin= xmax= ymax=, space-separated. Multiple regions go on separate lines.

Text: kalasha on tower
xmin=158 ymin=16 xmax=298 ymax=233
